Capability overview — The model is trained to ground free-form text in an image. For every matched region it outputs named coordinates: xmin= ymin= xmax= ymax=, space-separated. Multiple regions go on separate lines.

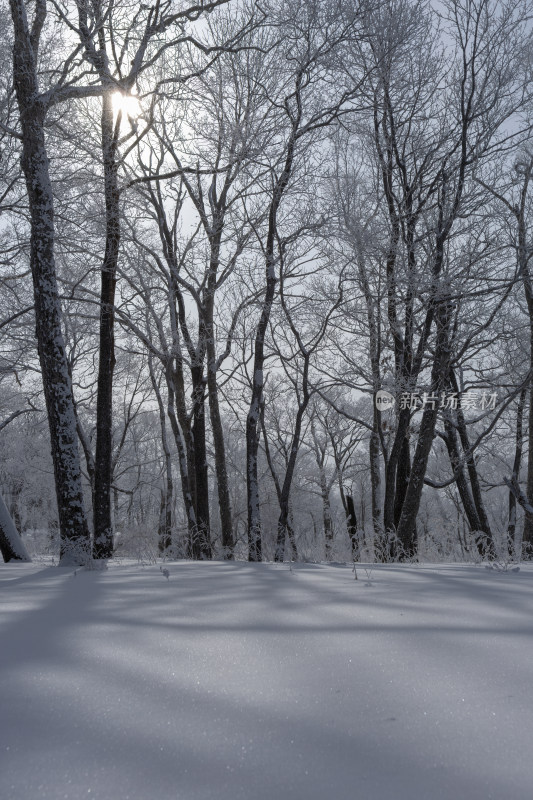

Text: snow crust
xmin=1 ymin=561 xmax=532 ymax=799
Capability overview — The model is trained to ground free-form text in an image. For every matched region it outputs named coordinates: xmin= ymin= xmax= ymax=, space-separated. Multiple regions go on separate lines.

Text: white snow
xmin=1 ymin=560 xmax=532 ymax=800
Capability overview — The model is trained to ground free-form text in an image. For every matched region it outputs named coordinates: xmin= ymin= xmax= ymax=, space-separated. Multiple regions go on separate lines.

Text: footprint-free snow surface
xmin=1 ymin=560 xmax=532 ymax=800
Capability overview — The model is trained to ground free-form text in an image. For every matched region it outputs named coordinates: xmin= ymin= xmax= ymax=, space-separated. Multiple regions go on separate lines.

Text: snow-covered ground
xmin=1 ymin=560 xmax=532 ymax=800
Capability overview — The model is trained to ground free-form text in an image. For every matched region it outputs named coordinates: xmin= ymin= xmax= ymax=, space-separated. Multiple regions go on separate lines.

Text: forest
xmin=2 ymin=0 xmax=533 ymax=566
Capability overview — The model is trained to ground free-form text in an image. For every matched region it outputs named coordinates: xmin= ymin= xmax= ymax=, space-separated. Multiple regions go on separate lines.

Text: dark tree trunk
xmin=396 ymin=300 xmax=452 ymax=557
xmin=369 ymin=404 xmax=383 ymax=549
xmin=287 ymin=511 xmax=299 ymax=561
xmin=149 ymin=359 xmax=173 ymax=554
xmin=449 ymin=372 xmax=494 ymax=557
xmin=202 ymin=219 xmax=234 ymax=558
xmin=165 ymin=365 xmax=197 ymax=544
xmin=274 ymin=370 xmax=310 ymax=563
xmin=515 ymin=167 xmax=533 ymax=552
xmin=319 ymin=465 xmax=334 ymax=560
xmin=246 ymin=282 xmax=274 ymax=561
xmin=522 ymin=367 xmax=533 ymax=552
xmin=393 ymin=434 xmax=411 ymax=528
xmin=190 ymin=367 xmax=211 ymax=559
xmin=346 ymin=494 xmax=359 ymax=561
xmin=9 ymin=0 xmax=90 ymax=563
xmin=158 ymin=489 xmax=172 ymax=553
xmin=207 ymin=358 xmax=234 ymax=558
xmin=162 ymin=457 xmax=173 ymax=555
xmin=246 ymin=113 xmax=298 ymax=562
xmin=383 ymin=408 xmax=410 ymax=534
xmin=205 ymin=287 xmax=234 ymax=557
xmin=443 ymin=411 xmax=483 ymax=550
xmin=508 ymin=387 xmax=526 ymax=556
xmin=93 ymin=93 xmax=120 ymax=559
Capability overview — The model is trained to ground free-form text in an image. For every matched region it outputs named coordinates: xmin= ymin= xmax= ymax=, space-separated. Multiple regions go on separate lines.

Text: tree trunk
xmin=207 ymin=365 xmax=234 ymax=558
xmin=319 ymin=464 xmax=334 ymax=560
xmin=201 ymin=218 xmax=234 ymax=558
xmin=246 ymin=332 xmax=272 ymax=562
xmin=443 ymin=410 xmax=483 ymax=549
xmin=0 ymin=491 xmax=31 ymax=563
xmin=206 ymin=335 xmax=234 ymax=558
xmin=149 ymin=359 xmax=173 ymax=554
xmin=346 ymin=494 xmax=359 ymax=561
xmin=450 ymin=372 xmax=494 ymax=557
xmin=158 ymin=489 xmax=172 ymax=553
xmin=383 ymin=408 xmax=410 ymax=534
xmin=93 ymin=92 xmax=120 ymax=559
xmin=514 ymin=165 xmax=533 ymax=553
xmin=274 ymin=383 xmax=309 ymax=562
xmin=190 ymin=366 xmax=211 ymax=559
xmin=165 ymin=365 xmax=197 ymax=543
xmin=10 ymin=0 xmax=90 ymax=563
xmin=162 ymin=450 xmax=173 ymax=555
xmin=508 ymin=387 xmax=526 ymax=556
xmin=396 ymin=301 xmax=452 ymax=557
xmin=287 ymin=510 xmax=299 ymax=561
xmin=369 ymin=405 xmax=383 ymax=550
xmin=393 ymin=434 xmax=411 ymax=527
xmin=9 ymin=483 xmax=23 ymax=535
xmin=523 ymin=367 xmax=533 ymax=552
xmin=246 ymin=116 xmax=298 ymax=562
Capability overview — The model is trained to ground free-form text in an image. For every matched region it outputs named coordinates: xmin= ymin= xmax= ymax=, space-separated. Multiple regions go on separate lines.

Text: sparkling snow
xmin=1 ymin=561 xmax=532 ymax=799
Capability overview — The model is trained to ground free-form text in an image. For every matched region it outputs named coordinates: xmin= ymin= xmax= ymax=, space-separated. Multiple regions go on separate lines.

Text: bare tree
xmin=245 ymin=0 xmax=367 ymax=560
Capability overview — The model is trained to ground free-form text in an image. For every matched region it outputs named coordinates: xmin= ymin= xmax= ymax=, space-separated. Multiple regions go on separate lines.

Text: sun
xmin=112 ymin=91 xmax=142 ymax=120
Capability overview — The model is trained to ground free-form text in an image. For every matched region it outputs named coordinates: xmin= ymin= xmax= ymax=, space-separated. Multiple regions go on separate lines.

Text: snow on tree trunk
xmin=9 ymin=0 xmax=90 ymax=564
xmin=0 ymin=492 xmax=31 ymax=563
